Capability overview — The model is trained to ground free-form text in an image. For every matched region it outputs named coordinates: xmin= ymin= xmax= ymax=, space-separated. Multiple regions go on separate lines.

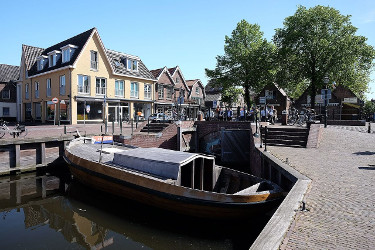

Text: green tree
xmin=221 ymin=86 xmax=243 ymax=107
xmin=363 ymin=100 xmax=375 ymax=120
xmin=205 ymin=20 xmax=276 ymax=108
xmin=274 ymin=5 xmax=375 ymax=109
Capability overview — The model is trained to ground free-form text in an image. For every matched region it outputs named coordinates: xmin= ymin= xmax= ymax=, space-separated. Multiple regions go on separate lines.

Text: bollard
xmin=131 ymin=119 xmax=134 ymax=135
xmin=120 ymin=116 xmax=122 ymax=135
xmin=112 ymin=120 xmax=114 ymax=135
xmin=148 ymin=117 xmax=150 ymax=134
xmin=368 ymin=122 xmax=371 ymax=133
xmin=101 ymin=125 xmax=103 ymax=134
xmin=64 ymin=125 xmax=67 ymax=134
xmin=264 ymin=126 xmax=268 ymax=151
xmin=260 ymin=125 xmax=263 ymax=148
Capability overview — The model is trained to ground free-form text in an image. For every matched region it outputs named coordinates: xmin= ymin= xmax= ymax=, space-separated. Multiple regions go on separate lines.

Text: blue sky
xmin=1 ymin=0 xmax=375 ymax=100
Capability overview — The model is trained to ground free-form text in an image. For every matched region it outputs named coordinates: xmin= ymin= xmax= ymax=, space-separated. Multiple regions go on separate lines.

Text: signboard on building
xmin=259 ymin=97 xmax=266 ymax=104
xmin=86 ymin=104 xmax=91 ymax=113
xmin=343 ymin=97 xmax=357 ymax=103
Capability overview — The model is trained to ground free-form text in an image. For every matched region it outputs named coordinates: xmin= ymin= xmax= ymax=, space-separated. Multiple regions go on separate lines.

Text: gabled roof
xmin=168 ymin=66 xmax=189 ymax=90
xmin=106 ymin=49 xmax=155 ymax=81
xmin=22 ymin=44 xmax=44 ymax=71
xmin=186 ymin=79 xmax=206 ymax=98
xmin=0 ymin=64 xmax=20 ymax=82
xmin=28 ymin=28 xmax=96 ymax=76
xmin=150 ymin=66 xmax=175 ymax=84
xmin=150 ymin=68 xmax=163 ymax=79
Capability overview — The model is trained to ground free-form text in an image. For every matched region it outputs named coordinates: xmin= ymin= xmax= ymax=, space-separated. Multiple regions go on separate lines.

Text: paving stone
xmin=268 ymin=126 xmax=375 ymax=249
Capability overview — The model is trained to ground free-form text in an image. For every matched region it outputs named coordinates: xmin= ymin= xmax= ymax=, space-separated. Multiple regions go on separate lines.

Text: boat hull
xmin=64 ymin=148 xmax=283 ymax=219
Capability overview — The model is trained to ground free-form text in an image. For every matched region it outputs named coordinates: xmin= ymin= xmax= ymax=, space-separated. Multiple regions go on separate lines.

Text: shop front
xmin=133 ymin=102 xmax=152 ymax=121
xmin=108 ymin=102 xmax=129 ymax=122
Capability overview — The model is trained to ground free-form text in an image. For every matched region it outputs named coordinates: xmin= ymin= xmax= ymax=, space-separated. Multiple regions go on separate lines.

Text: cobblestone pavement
xmin=266 ymin=126 xmax=375 ymax=249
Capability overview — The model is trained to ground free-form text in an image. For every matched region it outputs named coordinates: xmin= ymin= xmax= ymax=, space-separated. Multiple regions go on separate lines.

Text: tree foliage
xmin=274 ymin=5 xmax=375 ymax=108
xmin=363 ymin=100 xmax=375 ymax=118
xmin=205 ymin=20 xmax=276 ymax=108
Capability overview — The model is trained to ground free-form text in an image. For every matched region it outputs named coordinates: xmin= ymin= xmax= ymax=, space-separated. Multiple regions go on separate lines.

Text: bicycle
xmin=296 ymin=108 xmax=316 ymax=127
xmin=287 ymin=108 xmax=299 ymax=125
xmin=0 ymin=120 xmax=27 ymax=138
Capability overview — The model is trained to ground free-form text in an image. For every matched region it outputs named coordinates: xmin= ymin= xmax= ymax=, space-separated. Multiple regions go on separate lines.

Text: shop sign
xmin=343 ymin=97 xmax=357 ymax=103
xmin=86 ymin=104 xmax=91 ymax=113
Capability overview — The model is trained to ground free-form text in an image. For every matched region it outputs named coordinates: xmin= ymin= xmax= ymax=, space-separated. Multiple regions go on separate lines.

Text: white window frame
xmin=46 ymin=79 xmax=51 ymax=97
xmin=130 ymin=82 xmax=139 ymax=98
xmin=78 ymin=75 xmax=90 ymax=94
xmin=60 ymin=75 xmax=66 ymax=95
xmin=115 ymin=80 xmax=124 ymax=97
xmin=144 ymin=84 xmax=152 ymax=100
xmin=265 ymin=90 xmax=275 ymax=100
xmin=158 ymin=85 xmax=164 ymax=99
xmin=127 ymin=59 xmax=138 ymax=71
xmin=35 ymin=82 xmax=39 ymax=99
xmin=61 ymin=44 xmax=77 ymax=63
xmin=166 ymin=86 xmax=173 ymax=99
xmin=47 ymin=50 xmax=60 ymax=67
xmin=96 ymin=78 xmax=106 ymax=96
xmin=195 ymin=87 xmax=200 ymax=95
xmin=90 ymin=50 xmax=98 ymax=70
xmin=37 ymin=59 xmax=44 ymax=71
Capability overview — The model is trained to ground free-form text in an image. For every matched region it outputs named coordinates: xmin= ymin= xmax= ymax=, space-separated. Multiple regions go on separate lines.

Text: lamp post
xmin=323 ymin=76 xmax=329 ymax=128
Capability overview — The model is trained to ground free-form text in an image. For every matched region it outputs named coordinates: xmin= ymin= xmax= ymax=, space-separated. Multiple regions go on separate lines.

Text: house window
xmin=166 ymin=86 xmax=173 ymax=99
xmin=196 ymin=87 xmax=200 ymax=95
xmin=37 ymin=59 xmax=44 ymax=71
xmin=35 ymin=82 xmax=39 ymax=98
xmin=62 ymin=48 xmax=70 ymax=63
xmin=2 ymin=89 xmax=10 ymax=99
xmin=25 ymin=83 xmax=29 ymax=99
xmin=176 ymin=78 xmax=179 ymax=83
xmin=96 ymin=78 xmax=106 ymax=95
xmin=46 ymin=79 xmax=51 ymax=97
xmin=130 ymin=82 xmax=139 ymax=98
xmin=265 ymin=90 xmax=275 ymax=99
xmin=60 ymin=75 xmax=66 ymax=95
xmin=127 ymin=59 xmax=138 ymax=71
xmin=78 ymin=75 xmax=90 ymax=94
xmin=48 ymin=51 xmax=60 ymax=67
xmin=115 ymin=80 xmax=124 ymax=97
xmin=3 ymin=107 xmax=10 ymax=116
xmin=61 ymin=44 xmax=77 ymax=63
xmin=91 ymin=51 xmax=98 ymax=70
xmin=144 ymin=84 xmax=152 ymax=99
xmin=158 ymin=85 xmax=164 ymax=99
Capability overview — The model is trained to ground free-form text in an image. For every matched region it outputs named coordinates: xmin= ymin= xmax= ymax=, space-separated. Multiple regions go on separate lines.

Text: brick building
xmin=0 ymin=64 xmax=19 ymax=121
xmin=255 ymin=83 xmax=291 ymax=119
xmin=294 ymin=85 xmax=363 ymax=120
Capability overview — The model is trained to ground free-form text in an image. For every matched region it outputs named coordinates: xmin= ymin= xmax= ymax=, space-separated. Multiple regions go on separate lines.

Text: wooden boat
xmin=64 ymin=138 xmax=285 ymax=219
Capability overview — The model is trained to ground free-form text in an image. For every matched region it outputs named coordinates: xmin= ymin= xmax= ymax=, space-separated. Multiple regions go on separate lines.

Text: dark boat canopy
xmin=113 ymin=148 xmax=215 ymax=180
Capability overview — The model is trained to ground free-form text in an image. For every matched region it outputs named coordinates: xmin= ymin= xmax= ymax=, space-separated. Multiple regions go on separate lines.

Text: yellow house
xmin=19 ymin=28 xmax=156 ymax=124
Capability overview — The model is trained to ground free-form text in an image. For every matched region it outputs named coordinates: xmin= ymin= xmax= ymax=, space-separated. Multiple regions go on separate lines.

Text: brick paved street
xmin=266 ymin=126 xmax=375 ymax=249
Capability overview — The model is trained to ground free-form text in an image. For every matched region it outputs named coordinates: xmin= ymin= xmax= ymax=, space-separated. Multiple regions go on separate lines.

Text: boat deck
xmin=68 ymin=141 xmax=133 ymax=164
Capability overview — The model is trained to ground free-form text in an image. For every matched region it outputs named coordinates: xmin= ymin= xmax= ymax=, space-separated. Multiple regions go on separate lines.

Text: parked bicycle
xmin=296 ymin=108 xmax=316 ymax=126
xmin=0 ymin=120 xmax=27 ymax=138
xmin=287 ymin=108 xmax=299 ymax=125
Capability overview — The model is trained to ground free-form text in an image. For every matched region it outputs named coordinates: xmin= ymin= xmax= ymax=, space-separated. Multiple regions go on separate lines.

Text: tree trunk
xmin=244 ymin=84 xmax=251 ymax=109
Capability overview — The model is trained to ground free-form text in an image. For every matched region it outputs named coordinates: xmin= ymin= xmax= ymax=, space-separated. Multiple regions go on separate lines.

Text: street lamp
xmin=323 ymin=76 xmax=329 ymax=128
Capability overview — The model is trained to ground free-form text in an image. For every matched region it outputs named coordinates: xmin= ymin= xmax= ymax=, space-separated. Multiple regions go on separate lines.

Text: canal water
xmin=0 ymin=165 xmax=272 ymax=250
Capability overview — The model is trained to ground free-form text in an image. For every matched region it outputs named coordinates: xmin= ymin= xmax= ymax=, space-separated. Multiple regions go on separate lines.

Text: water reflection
xmin=0 ymin=168 xmax=271 ymax=249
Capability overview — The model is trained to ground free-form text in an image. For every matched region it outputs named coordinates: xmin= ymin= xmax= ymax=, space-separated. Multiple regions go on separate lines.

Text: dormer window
xmin=196 ymin=87 xmax=200 ymax=95
xmin=61 ymin=44 xmax=78 ymax=63
xmin=37 ymin=55 xmax=48 ymax=71
xmin=47 ymin=50 xmax=61 ymax=67
xmin=176 ymin=78 xmax=179 ymax=83
xmin=127 ymin=59 xmax=138 ymax=71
